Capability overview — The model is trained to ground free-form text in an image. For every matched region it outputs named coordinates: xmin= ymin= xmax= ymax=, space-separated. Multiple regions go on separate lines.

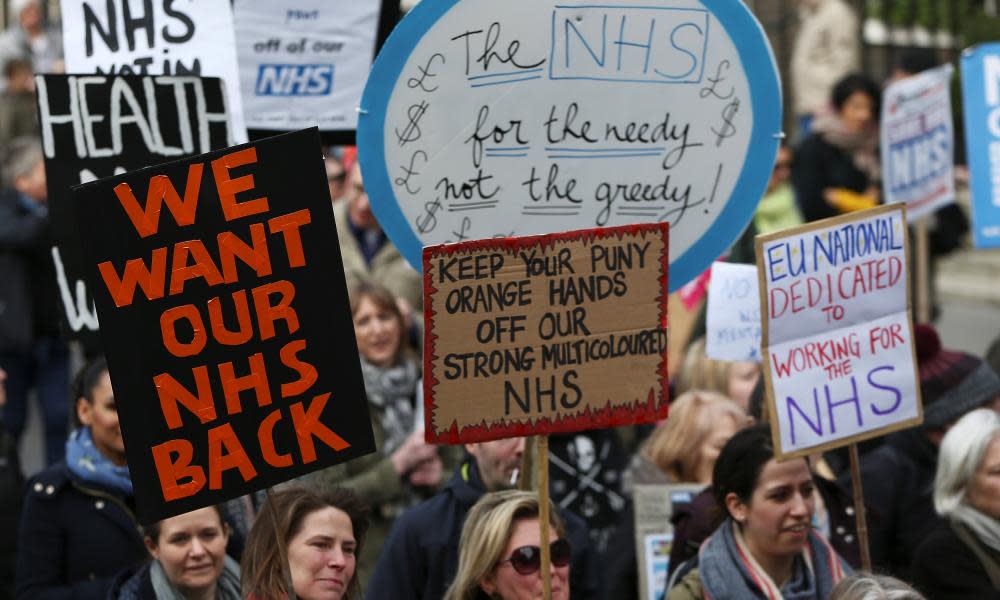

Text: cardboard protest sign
xmin=37 ymin=74 xmax=236 ymax=348
xmin=60 ymin=0 xmax=248 ymax=140
xmin=72 ymin=128 xmax=374 ymax=522
xmin=634 ymin=484 xmax=703 ymax=600
xmin=756 ymin=205 xmax=922 ymax=459
xmin=705 ymin=262 xmax=761 ymax=362
xmin=233 ymin=0 xmax=397 ymax=140
xmin=424 ymin=224 xmax=669 ymax=444
xmin=357 ymin=0 xmax=781 ymax=291
xmin=881 ymin=64 xmax=955 ymax=222
xmin=961 ymin=44 xmax=1000 ymax=248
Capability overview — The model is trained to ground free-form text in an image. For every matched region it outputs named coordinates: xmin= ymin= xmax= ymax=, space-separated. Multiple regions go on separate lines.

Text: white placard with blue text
xmin=233 ymin=0 xmax=381 ymax=131
xmin=706 ymin=262 xmax=761 ymax=362
xmin=961 ymin=44 xmax=1000 ymax=248
xmin=357 ymin=0 xmax=781 ymax=291
xmin=60 ymin=0 xmax=248 ymax=141
xmin=880 ymin=64 xmax=954 ymax=222
xmin=757 ymin=205 xmax=922 ymax=458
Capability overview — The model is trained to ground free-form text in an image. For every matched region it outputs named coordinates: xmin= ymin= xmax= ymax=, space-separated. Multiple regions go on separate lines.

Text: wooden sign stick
xmin=915 ymin=219 xmax=931 ymax=324
xmin=847 ymin=445 xmax=872 ymax=571
xmin=265 ymin=487 xmax=298 ymax=600
xmin=538 ymin=434 xmax=552 ymax=600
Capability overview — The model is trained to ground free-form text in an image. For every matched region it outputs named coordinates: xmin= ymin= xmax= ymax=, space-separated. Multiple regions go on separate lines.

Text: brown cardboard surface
xmin=423 ymin=224 xmax=670 ymax=444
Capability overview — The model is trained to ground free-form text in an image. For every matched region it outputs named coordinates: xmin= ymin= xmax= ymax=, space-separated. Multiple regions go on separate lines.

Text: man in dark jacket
xmin=365 ymin=437 xmax=602 ymax=599
xmin=0 ymin=137 xmax=69 ymax=467
xmin=848 ymin=324 xmax=1000 ymax=579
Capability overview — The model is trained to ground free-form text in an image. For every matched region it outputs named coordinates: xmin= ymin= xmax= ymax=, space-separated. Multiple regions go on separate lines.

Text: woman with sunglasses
xmin=667 ymin=424 xmax=850 ymax=600
xmin=444 ymin=490 xmax=572 ymax=600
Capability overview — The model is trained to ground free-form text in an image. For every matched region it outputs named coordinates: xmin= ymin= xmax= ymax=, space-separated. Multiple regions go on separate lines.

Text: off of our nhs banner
xmin=60 ymin=0 xmax=248 ymax=141
xmin=357 ymin=0 xmax=782 ymax=291
xmin=881 ymin=64 xmax=955 ymax=222
xmin=233 ymin=0 xmax=393 ymax=135
xmin=961 ymin=43 xmax=1000 ymax=248
xmin=756 ymin=205 xmax=922 ymax=459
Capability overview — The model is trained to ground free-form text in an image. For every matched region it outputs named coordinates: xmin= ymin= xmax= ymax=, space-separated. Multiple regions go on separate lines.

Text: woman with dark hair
xmin=667 ymin=424 xmax=850 ymax=599
xmin=792 ymin=73 xmax=882 ymax=223
xmin=110 ymin=505 xmax=240 ymax=600
xmin=308 ymin=282 xmax=446 ymax=582
xmin=15 ymin=356 xmax=147 ymax=599
xmin=241 ymin=487 xmax=369 ymax=600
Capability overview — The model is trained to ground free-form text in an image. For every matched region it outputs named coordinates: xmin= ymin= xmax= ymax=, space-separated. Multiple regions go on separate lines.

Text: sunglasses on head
xmin=499 ymin=538 xmax=571 ymax=575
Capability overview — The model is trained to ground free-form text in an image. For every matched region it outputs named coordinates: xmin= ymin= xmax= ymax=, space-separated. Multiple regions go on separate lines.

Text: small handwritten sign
xmin=705 ymin=262 xmax=761 ymax=362
xmin=358 ymin=0 xmax=781 ymax=291
xmin=881 ymin=64 xmax=955 ymax=222
xmin=961 ymin=44 xmax=1000 ymax=248
xmin=73 ymin=129 xmax=375 ymax=523
xmin=60 ymin=0 xmax=248 ymax=140
xmin=756 ymin=205 xmax=922 ymax=459
xmin=423 ymin=224 xmax=669 ymax=444
xmin=37 ymin=74 xmax=235 ymax=348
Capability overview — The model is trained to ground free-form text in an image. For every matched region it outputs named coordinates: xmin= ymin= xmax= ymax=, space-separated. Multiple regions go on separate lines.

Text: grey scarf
xmin=149 ymin=555 xmax=241 ymax=600
xmin=952 ymin=504 xmax=1000 ymax=552
xmin=360 ymin=357 xmax=419 ymax=454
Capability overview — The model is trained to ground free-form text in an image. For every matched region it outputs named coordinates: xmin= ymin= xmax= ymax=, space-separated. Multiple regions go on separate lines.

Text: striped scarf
xmin=699 ymin=520 xmax=848 ymax=600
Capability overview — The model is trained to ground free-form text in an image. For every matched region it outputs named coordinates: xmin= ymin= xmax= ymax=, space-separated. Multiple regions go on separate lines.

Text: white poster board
xmin=357 ymin=0 xmax=782 ymax=291
xmin=60 ymin=0 xmax=248 ymax=141
xmin=961 ymin=44 xmax=1000 ymax=248
xmin=634 ymin=484 xmax=703 ymax=600
xmin=705 ymin=261 xmax=761 ymax=361
xmin=756 ymin=205 xmax=922 ymax=459
xmin=881 ymin=64 xmax=954 ymax=222
xmin=233 ymin=0 xmax=382 ymax=132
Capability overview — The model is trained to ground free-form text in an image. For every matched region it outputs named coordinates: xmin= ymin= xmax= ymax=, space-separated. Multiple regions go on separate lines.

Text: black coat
xmin=791 ymin=133 xmax=872 ymax=223
xmin=15 ymin=462 xmax=147 ymax=600
xmin=912 ymin=520 xmax=1000 ymax=600
xmin=365 ymin=459 xmax=602 ymax=600
xmin=844 ymin=429 xmax=940 ymax=579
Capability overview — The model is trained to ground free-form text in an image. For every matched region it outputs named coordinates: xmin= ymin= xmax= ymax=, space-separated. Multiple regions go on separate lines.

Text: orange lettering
xmin=169 ymin=240 xmax=224 ymax=295
xmin=290 ymin=393 xmax=350 ymax=463
xmin=259 ymin=410 xmax=293 ymax=467
xmin=212 ymin=147 xmax=269 ymax=221
xmin=268 ymin=209 xmax=311 ymax=268
xmin=160 ymin=304 xmax=207 ymax=357
xmin=154 ymin=367 xmax=217 ymax=429
xmin=280 ymin=339 xmax=317 ymax=398
xmin=98 ymin=248 xmax=168 ymax=307
xmin=207 ymin=293 xmax=253 ymax=345
xmin=207 ymin=423 xmax=257 ymax=489
xmin=251 ymin=280 xmax=299 ymax=340
xmin=151 ymin=439 xmax=205 ymax=501
xmin=114 ymin=166 xmax=203 ymax=238
xmin=218 ymin=224 xmax=272 ymax=282
xmin=218 ymin=352 xmax=271 ymax=415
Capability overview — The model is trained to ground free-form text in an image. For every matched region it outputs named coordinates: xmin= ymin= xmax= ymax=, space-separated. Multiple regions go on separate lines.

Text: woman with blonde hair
xmin=444 ymin=490 xmax=571 ymax=600
xmin=674 ymin=337 xmax=760 ymax=410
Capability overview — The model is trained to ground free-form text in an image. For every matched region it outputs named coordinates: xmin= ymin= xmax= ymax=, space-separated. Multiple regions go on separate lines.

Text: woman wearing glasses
xmin=445 ymin=490 xmax=572 ymax=600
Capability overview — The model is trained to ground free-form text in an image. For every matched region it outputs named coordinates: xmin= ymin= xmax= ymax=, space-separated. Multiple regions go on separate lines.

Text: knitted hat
xmin=915 ymin=324 xmax=1000 ymax=428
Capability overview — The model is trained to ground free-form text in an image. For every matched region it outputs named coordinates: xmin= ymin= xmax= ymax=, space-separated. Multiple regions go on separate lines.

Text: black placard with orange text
xmin=73 ymin=128 xmax=374 ymax=523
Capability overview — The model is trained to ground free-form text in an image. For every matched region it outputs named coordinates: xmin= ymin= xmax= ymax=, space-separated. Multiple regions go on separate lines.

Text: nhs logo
xmin=256 ymin=64 xmax=334 ymax=96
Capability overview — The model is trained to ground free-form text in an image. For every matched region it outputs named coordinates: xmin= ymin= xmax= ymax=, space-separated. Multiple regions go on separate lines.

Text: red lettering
xmin=259 ymin=410 xmax=293 ymax=467
xmin=212 ymin=147 xmax=269 ymax=221
xmin=290 ymin=393 xmax=350 ymax=463
xmin=280 ymin=339 xmax=317 ymax=398
xmin=268 ymin=209 xmax=311 ymax=268
xmin=218 ymin=352 xmax=272 ymax=415
xmin=252 ymin=280 xmax=300 ymax=340
xmin=218 ymin=224 xmax=272 ymax=282
xmin=151 ymin=438 xmax=205 ymax=501
xmin=207 ymin=292 xmax=253 ymax=345
xmin=154 ymin=367 xmax=216 ymax=429
xmin=113 ymin=166 xmax=203 ymax=238
xmin=207 ymin=423 xmax=257 ymax=489
xmin=98 ymin=248 xmax=168 ymax=307
xmin=169 ymin=240 xmax=224 ymax=295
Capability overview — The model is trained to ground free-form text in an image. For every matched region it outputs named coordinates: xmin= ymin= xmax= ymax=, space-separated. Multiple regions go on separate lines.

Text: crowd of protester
xmin=2 ymin=1 xmax=1000 ymax=599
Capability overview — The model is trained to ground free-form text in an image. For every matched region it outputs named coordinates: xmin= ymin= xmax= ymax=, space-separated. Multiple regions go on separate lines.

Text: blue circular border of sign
xmin=357 ymin=0 xmax=781 ymax=292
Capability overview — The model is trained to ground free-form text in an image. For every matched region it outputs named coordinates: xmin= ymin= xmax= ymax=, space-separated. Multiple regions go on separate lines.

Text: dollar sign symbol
xmin=712 ymin=99 xmax=739 ymax=147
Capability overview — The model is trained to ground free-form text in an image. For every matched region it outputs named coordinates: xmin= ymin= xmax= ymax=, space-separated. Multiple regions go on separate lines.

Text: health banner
xmin=756 ymin=204 xmax=922 ymax=459
xmin=961 ymin=43 xmax=1000 ymax=248
xmin=60 ymin=0 xmax=248 ymax=140
xmin=233 ymin=0 xmax=392 ymax=135
xmin=705 ymin=261 xmax=761 ymax=362
xmin=881 ymin=64 xmax=955 ymax=222
xmin=423 ymin=224 xmax=669 ymax=444
xmin=37 ymin=74 xmax=235 ymax=348
xmin=357 ymin=0 xmax=781 ymax=291
xmin=73 ymin=128 xmax=374 ymax=523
